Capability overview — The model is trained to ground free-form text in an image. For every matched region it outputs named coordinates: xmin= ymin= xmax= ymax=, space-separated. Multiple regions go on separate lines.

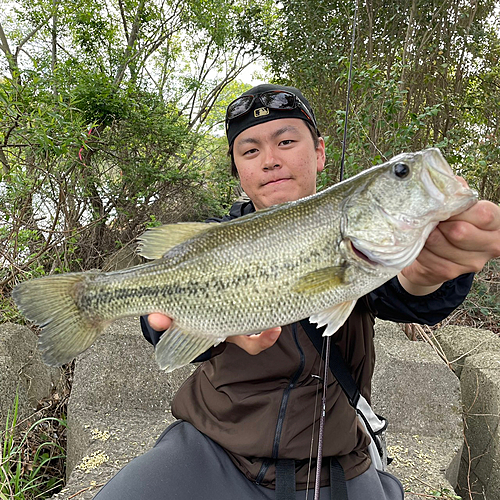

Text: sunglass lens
xmin=260 ymin=92 xmax=295 ymax=109
xmin=226 ymin=95 xmax=255 ymax=119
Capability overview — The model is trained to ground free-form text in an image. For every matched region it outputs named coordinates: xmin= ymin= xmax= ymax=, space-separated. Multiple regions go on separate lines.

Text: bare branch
xmin=114 ymin=0 xmax=147 ymax=85
xmin=118 ymin=0 xmax=130 ymax=41
xmin=0 ymin=20 xmax=18 ymax=78
xmin=0 ymin=146 xmax=11 ymax=177
xmin=188 ymin=51 xmax=258 ymax=129
xmin=14 ymin=13 xmax=53 ymax=57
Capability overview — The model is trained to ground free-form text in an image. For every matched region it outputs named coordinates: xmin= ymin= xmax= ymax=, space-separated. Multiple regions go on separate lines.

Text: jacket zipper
xmin=255 ymin=323 xmax=305 ymax=484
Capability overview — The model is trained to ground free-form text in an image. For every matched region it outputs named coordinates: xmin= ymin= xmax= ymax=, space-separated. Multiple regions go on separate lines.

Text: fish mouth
xmin=422 ymin=148 xmax=477 ymax=201
xmin=350 ymin=241 xmax=379 ymax=266
xmin=349 ymin=234 xmax=429 ymax=270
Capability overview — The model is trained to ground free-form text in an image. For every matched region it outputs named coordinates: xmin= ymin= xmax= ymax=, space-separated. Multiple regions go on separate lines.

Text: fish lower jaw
xmin=349 ymin=239 xmax=410 ymax=271
xmin=349 ymin=241 xmax=380 ymax=267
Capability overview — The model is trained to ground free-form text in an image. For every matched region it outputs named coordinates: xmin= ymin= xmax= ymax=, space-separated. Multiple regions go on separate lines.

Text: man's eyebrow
xmin=271 ymin=125 xmax=299 ymax=139
xmin=236 ymin=137 xmax=260 ymax=147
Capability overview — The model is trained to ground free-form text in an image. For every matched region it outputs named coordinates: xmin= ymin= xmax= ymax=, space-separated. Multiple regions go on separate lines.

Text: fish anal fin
xmin=137 ymin=223 xmax=212 ymax=260
xmin=309 ymin=300 xmax=357 ymax=337
xmin=293 ymin=266 xmax=346 ymax=294
xmin=155 ymin=325 xmax=220 ymax=372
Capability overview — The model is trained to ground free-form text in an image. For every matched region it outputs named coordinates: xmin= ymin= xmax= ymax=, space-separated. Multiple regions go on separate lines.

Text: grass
xmin=1 ymin=392 xmax=67 ymax=499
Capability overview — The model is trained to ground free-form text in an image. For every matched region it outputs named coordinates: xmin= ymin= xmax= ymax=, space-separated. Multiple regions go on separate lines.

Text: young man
xmin=95 ymin=84 xmax=500 ymax=500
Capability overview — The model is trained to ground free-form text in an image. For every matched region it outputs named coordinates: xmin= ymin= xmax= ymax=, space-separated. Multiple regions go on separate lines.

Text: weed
xmin=0 ymin=392 xmax=67 ymax=499
xmin=428 ymin=487 xmax=462 ymax=499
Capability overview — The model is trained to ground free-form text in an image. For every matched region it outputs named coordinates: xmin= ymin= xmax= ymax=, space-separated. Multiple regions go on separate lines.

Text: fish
xmin=12 ymin=148 xmax=477 ymax=372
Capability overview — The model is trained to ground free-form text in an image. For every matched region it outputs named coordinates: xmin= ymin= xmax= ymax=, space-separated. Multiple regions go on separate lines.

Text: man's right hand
xmin=226 ymin=327 xmax=282 ymax=355
xmin=146 ymin=313 xmax=281 ymax=355
xmin=148 ymin=313 xmax=172 ymax=331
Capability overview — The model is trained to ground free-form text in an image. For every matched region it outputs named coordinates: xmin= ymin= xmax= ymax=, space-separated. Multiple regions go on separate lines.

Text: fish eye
xmin=392 ymin=162 xmax=411 ymax=179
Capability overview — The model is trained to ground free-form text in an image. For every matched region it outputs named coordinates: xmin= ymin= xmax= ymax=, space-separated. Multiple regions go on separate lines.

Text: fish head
xmin=341 ymin=148 xmax=478 ymax=271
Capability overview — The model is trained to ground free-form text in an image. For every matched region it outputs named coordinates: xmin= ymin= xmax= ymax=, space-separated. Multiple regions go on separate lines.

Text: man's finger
xmin=446 ymin=200 xmax=500 ymax=231
xmin=148 ymin=313 xmax=172 ymax=331
xmin=426 ymin=223 xmax=494 ymax=257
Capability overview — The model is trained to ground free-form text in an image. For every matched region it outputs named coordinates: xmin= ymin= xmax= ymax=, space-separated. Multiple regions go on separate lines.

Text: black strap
xmin=330 ymin=458 xmax=348 ymax=500
xmin=276 ymin=459 xmax=296 ymax=500
xmin=276 ymin=458 xmax=348 ymax=500
xmin=300 ymin=319 xmax=360 ymax=408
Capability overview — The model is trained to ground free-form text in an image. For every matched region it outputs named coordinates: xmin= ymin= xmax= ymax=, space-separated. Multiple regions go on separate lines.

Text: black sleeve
xmin=140 ymin=315 xmax=225 ymax=363
xmin=368 ymin=273 xmax=474 ymax=325
xmin=140 ymin=315 xmax=165 ymax=346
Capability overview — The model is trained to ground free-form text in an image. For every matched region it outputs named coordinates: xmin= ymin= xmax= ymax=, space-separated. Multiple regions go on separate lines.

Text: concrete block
xmin=433 ymin=326 xmax=500 ymax=377
xmin=0 ymin=323 xmax=62 ymax=427
xmin=456 ymin=351 xmax=500 ymax=500
xmin=51 ymin=410 xmax=177 ymax=500
xmin=372 ymin=321 xmax=463 ymax=439
xmin=50 ymin=317 xmax=193 ymax=499
xmin=386 ymin=432 xmax=462 ymax=499
xmin=372 ymin=320 xmax=464 ymax=494
xmin=69 ymin=317 xmax=193 ymax=415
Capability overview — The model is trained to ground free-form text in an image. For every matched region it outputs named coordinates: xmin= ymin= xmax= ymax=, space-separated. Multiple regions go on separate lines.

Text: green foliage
xmin=0 ymin=393 xmax=67 ymax=499
xmin=73 ymin=74 xmax=130 ymax=126
xmin=253 ymin=0 xmax=500 ymax=191
xmin=0 ymin=0 xmax=499 ymax=322
xmin=0 ymin=0 xmax=266 ymax=296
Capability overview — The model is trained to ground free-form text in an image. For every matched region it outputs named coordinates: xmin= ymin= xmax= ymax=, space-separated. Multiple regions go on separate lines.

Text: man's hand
xmin=147 ymin=313 xmax=282 ymax=355
xmin=399 ymin=199 xmax=500 ymax=295
xmin=148 ymin=312 xmax=172 ymax=331
xmin=226 ymin=327 xmax=282 ymax=355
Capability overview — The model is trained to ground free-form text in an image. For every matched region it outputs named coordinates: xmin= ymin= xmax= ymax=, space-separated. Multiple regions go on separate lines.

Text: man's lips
xmin=263 ymin=178 xmax=292 ymax=186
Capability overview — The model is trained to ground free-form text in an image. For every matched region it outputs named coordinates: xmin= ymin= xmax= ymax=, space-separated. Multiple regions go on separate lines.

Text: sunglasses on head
xmin=225 ymin=90 xmax=318 ymax=131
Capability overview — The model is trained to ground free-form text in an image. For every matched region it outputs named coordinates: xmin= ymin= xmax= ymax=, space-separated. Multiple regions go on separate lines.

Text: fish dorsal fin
xmin=137 ymin=223 xmax=212 ymax=260
xmin=309 ymin=299 xmax=357 ymax=337
xmin=292 ymin=266 xmax=347 ymax=294
xmin=155 ymin=324 xmax=221 ymax=372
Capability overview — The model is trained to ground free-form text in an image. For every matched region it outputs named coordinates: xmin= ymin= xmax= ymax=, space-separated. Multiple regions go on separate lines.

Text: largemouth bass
xmin=13 ymin=148 xmax=477 ymax=371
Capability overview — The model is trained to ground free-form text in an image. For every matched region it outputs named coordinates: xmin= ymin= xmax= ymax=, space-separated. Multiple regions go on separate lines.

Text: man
xmin=95 ymin=84 xmax=500 ymax=500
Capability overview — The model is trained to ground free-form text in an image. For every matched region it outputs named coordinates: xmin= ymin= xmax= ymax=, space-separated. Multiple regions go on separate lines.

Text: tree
xmin=0 ymin=0 xmax=272 ymax=309
xmin=254 ymin=0 xmax=500 ymax=195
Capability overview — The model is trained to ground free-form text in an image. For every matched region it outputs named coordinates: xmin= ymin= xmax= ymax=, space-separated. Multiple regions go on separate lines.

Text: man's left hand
xmin=399 ymin=199 xmax=500 ymax=294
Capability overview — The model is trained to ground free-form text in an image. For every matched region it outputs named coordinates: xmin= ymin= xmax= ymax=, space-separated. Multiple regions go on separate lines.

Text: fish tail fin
xmin=155 ymin=325 xmax=219 ymax=372
xmin=12 ymin=272 xmax=106 ymax=366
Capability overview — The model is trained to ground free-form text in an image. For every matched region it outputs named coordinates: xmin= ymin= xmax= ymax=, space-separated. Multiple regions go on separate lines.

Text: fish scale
xmin=12 ymin=148 xmax=477 ymax=371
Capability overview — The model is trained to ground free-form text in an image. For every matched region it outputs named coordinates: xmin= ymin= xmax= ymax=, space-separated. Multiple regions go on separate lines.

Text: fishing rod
xmin=313 ymin=0 xmax=359 ymax=498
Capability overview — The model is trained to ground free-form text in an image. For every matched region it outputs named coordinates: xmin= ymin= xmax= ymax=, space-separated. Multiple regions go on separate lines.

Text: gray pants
xmin=94 ymin=421 xmax=404 ymax=500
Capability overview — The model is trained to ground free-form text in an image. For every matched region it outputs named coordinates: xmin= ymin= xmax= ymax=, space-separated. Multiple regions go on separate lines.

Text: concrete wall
xmin=1 ymin=319 xmax=498 ymax=500
xmin=372 ymin=321 xmax=464 ymax=499
xmin=434 ymin=326 xmax=500 ymax=500
xmin=0 ymin=323 xmax=62 ymax=430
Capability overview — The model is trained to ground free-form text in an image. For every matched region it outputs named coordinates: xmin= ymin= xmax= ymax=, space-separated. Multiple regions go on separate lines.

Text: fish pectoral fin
xmin=155 ymin=325 xmax=220 ymax=372
xmin=137 ymin=223 xmax=213 ymax=260
xmin=292 ymin=267 xmax=346 ymax=294
xmin=309 ymin=300 xmax=357 ymax=337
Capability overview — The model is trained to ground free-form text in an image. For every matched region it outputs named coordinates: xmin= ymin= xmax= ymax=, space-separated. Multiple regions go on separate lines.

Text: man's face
xmin=232 ymin=118 xmax=326 ymax=210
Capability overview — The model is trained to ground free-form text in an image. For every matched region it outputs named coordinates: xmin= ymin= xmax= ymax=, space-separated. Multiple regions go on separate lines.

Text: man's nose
xmin=262 ymin=149 xmax=281 ymax=171
xmin=263 ymin=163 xmax=280 ymax=171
